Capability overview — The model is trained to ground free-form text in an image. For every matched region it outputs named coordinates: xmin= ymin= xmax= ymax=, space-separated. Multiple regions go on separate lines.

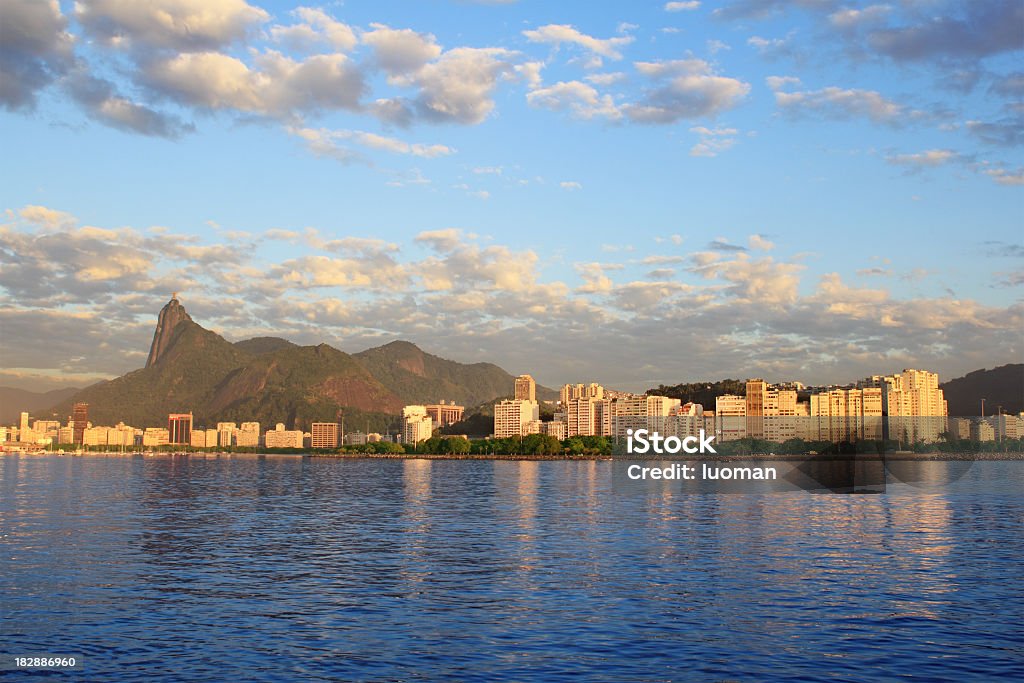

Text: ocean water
xmin=1 ymin=454 xmax=1021 ymax=681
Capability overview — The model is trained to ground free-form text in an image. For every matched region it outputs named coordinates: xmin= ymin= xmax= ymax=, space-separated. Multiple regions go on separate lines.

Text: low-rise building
xmin=264 ymin=423 xmax=304 ymax=448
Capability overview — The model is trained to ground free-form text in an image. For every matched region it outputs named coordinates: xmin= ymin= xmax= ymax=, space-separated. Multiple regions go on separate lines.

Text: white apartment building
xmin=494 ymin=399 xmax=539 ymax=438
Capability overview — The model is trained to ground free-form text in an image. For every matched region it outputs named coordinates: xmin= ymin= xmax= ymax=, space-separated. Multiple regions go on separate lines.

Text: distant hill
xmin=0 ymin=386 xmax=81 ymax=424
xmin=354 ymin=341 xmax=527 ymax=408
xmin=645 ymin=379 xmax=748 ymax=408
xmin=941 ymin=364 xmax=1024 ymax=416
xmin=45 ymin=297 xmax=535 ymax=428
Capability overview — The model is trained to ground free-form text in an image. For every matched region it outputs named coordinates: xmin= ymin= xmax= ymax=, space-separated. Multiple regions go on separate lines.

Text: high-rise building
xmin=810 ymin=387 xmax=884 ymax=442
xmin=514 ymin=375 xmax=536 ymax=402
xmin=715 ymin=395 xmax=746 ymax=441
xmin=859 ymin=369 xmax=947 ymax=443
xmin=72 ymin=403 xmax=88 ymax=445
xmin=560 ymin=383 xmax=605 ymax=405
xmin=236 ymin=422 xmax=261 ymax=447
xmin=216 ymin=422 xmax=237 ymax=447
xmin=425 ymin=402 xmax=465 ymax=427
xmin=168 ymin=413 xmax=193 ymax=444
xmin=311 ymin=422 xmax=340 ymax=449
xmin=402 ymin=406 xmax=434 ymax=445
xmin=565 ymin=396 xmax=610 ymax=437
xmin=494 ymin=399 xmax=540 ymax=438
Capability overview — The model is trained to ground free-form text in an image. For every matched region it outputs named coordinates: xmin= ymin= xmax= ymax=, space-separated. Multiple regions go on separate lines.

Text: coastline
xmin=6 ymin=451 xmax=1024 ymax=461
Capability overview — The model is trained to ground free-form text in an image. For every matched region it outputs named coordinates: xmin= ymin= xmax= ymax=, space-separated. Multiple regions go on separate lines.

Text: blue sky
xmin=1 ymin=0 xmax=1021 ymax=393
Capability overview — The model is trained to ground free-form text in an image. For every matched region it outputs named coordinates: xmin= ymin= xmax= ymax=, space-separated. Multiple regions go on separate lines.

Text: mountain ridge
xmin=45 ymin=298 xmax=543 ymax=427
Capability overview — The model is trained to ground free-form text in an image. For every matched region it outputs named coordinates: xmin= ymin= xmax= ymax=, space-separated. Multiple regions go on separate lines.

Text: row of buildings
xmin=3 ymin=370 xmax=1019 ymax=450
xmin=489 ymin=370 xmax=1018 ymax=445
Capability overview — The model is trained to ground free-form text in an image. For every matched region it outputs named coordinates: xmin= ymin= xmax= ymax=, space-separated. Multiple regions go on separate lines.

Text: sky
xmin=0 ymin=0 xmax=1022 ymax=393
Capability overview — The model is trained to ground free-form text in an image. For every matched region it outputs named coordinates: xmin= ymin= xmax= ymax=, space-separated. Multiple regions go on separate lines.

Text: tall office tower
xmin=514 ymin=375 xmax=537 ymax=402
xmin=168 ymin=413 xmax=193 ymax=444
xmin=73 ymin=402 xmax=89 ymax=445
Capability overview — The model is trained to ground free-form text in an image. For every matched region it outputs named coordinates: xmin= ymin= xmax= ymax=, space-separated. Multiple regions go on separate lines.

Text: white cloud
xmin=559 ymin=181 xmax=583 ymax=190
xmin=288 ymin=126 xmax=454 ymax=163
xmin=885 ymin=149 xmax=958 ymax=168
xmin=362 ymin=23 xmax=442 ymax=75
xmin=665 ymin=2 xmax=701 ymax=11
xmin=142 ymin=50 xmax=364 ymax=118
xmin=983 ymin=166 xmax=1024 ymax=186
xmin=411 ymin=47 xmax=518 ymax=124
xmin=627 ymin=59 xmax=749 ymax=123
xmin=689 ymin=125 xmax=739 ymax=157
xmin=523 ymin=24 xmax=634 ymax=60
xmin=75 ymin=0 xmax=268 ymax=50
xmin=270 ymin=7 xmax=358 ymax=53
xmin=773 ymin=85 xmax=910 ymax=124
xmin=527 ymin=80 xmax=622 ymax=120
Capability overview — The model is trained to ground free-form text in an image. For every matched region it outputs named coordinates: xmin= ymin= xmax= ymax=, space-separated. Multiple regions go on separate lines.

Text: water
xmin=1 ymin=454 xmax=1022 ymax=681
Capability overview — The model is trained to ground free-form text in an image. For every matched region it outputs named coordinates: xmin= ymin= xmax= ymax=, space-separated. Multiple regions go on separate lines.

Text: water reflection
xmin=0 ymin=454 xmax=1021 ymax=682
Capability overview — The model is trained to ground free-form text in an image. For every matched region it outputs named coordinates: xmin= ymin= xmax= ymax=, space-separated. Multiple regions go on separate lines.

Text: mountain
xmin=354 ymin=340 xmax=555 ymax=407
xmin=941 ymin=364 xmax=1024 ymax=416
xmin=0 ymin=386 xmax=82 ymax=424
xmin=46 ymin=298 xmax=533 ymax=428
xmin=146 ymin=295 xmax=192 ymax=367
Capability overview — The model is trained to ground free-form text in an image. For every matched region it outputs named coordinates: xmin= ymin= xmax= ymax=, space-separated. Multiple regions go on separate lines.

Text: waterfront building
xmin=73 ymin=403 xmax=88 ymax=445
xmin=264 ymin=423 xmax=304 ymax=448
xmin=235 ymin=422 xmax=260 ymax=447
xmin=810 ymin=387 xmax=884 ymax=443
xmin=971 ymin=419 xmax=995 ymax=442
xmin=494 ymin=399 xmax=540 ymax=438
xmin=345 ymin=432 xmax=368 ymax=446
xmin=715 ymin=395 xmax=747 ymax=441
xmin=745 ymin=379 xmax=803 ymax=442
xmin=216 ymin=422 xmax=237 ymax=447
xmin=949 ymin=417 xmax=972 ymax=440
xmin=311 ymin=422 xmax=340 ymax=449
xmin=168 ymin=413 xmax=193 ymax=444
xmin=992 ymin=414 xmax=1020 ymax=441
xmin=541 ymin=420 xmax=566 ymax=440
xmin=402 ymin=406 xmax=434 ymax=445
xmin=515 ymin=375 xmax=537 ymax=402
xmin=425 ymin=402 xmax=465 ymax=427
xmin=142 ymin=428 xmax=170 ymax=447
xmin=859 ymin=369 xmax=947 ymax=443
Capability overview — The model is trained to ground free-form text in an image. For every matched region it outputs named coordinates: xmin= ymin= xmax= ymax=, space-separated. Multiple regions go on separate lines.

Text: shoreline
xmin=5 ymin=451 xmax=1024 ymax=461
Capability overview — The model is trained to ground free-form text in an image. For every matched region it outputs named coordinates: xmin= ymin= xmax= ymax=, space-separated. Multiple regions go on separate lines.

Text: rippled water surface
xmin=1 ymin=454 xmax=1022 ymax=681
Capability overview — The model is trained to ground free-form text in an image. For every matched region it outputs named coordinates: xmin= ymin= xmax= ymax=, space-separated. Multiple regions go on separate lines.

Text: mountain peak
xmin=146 ymin=295 xmax=193 ymax=367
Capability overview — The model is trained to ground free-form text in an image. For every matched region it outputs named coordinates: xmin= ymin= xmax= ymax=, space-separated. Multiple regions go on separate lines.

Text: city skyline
xmin=1 ymin=1 xmax=1022 ymax=392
